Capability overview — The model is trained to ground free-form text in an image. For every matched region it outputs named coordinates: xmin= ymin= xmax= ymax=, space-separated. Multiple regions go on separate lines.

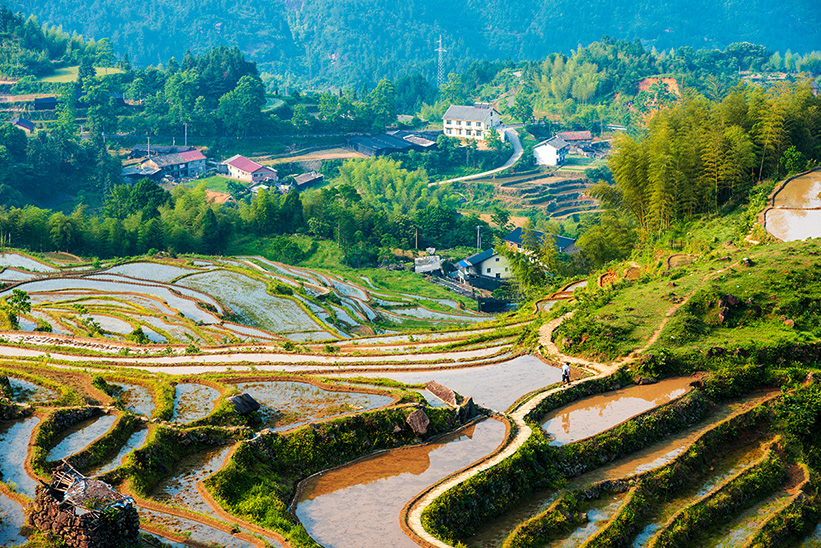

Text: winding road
xmin=429 ymin=128 xmax=523 ymax=186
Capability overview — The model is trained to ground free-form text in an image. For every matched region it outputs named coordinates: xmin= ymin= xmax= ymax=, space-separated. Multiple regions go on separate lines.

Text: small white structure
xmin=223 ymin=155 xmax=278 ymax=184
xmin=442 ymin=104 xmax=501 ymax=141
xmin=534 ymin=136 xmax=569 ymax=167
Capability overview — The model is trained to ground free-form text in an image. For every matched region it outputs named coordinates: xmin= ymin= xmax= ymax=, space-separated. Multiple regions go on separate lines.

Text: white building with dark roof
xmin=442 ymin=104 xmax=501 ymax=141
xmin=534 ymin=136 xmax=570 ymax=167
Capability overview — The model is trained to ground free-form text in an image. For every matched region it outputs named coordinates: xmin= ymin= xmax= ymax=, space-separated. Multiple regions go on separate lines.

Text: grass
xmin=182 ymin=175 xmax=235 ymax=193
xmin=37 ymin=66 xmax=123 ymax=83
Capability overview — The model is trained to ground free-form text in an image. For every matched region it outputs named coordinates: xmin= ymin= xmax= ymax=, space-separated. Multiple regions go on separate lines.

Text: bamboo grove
xmin=592 ymin=80 xmax=821 ymax=236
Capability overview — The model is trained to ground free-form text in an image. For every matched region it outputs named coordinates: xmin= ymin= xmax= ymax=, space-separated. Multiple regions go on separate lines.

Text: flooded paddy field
xmin=6 ymin=376 xmax=58 ymax=403
xmin=0 ymin=416 xmax=40 ymax=498
xmin=295 ymin=419 xmax=506 ymax=548
xmin=541 ymin=377 xmax=694 ymax=445
xmin=47 ymin=414 xmax=118 ymax=461
xmin=234 ymin=380 xmax=394 ymax=430
xmin=87 ymin=427 xmax=150 ymax=477
xmin=171 ymin=383 xmax=220 ymax=423
xmin=0 ymin=493 xmax=27 ymax=547
xmin=111 ymin=382 xmax=155 ymax=416
xmin=329 ymin=355 xmax=562 ymax=411
xmin=152 ymin=444 xmax=233 ymax=515
xmin=765 ymin=169 xmax=821 ymax=241
xmin=138 ymin=507 xmax=256 ymax=548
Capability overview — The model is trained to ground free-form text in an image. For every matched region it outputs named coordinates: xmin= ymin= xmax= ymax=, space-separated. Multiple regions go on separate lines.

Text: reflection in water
xmin=329 ymin=355 xmax=563 ymax=411
xmin=296 ymin=419 xmax=506 ymax=548
xmin=7 ymin=377 xmax=58 ymax=403
xmin=88 ymin=428 xmax=149 ymax=477
xmin=542 ymin=377 xmax=694 ymax=446
xmin=766 ymin=171 xmax=821 ymax=241
xmin=112 ymin=382 xmax=155 ymax=416
xmin=138 ymin=507 xmax=255 ymax=548
xmin=235 ymin=381 xmax=393 ymax=431
xmin=0 ymin=416 xmax=40 ymax=498
xmin=47 ymin=414 xmax=118 ymax=461
xmin=171 ymin=383 xmax=220 ymax=423
xmin=153 ymin=444 xmax=233 ymax=516
xmin=552 ymin=493 xmax=626 ymax=548
xmin=0 ymin=494 xmax=27 ymax=546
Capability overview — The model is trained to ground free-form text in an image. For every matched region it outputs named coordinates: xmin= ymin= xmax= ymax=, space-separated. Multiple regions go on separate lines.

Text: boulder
xmin=718 ymin=307 xmax=730 ymax=323
xmin=228 ymin=393 xmax=260 ymax=415
xmin=459 ymin=397 xmax=478 ymax=423
xmin=406 ymin=408 xmax=430 ymax=436
xmin=425 ymin=381 xmax=457 ymax=407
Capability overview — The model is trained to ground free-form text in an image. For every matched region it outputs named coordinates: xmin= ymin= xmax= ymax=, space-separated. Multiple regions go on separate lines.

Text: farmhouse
xmin=455 ymin=228 xmax=577 ymax=287
xmin=294 ymin=171 xmax=324 ymax=190
xmin=9 ymin=117 xmax=34 ymax=133
xmin=534 ymin=136 xmax=569 ymax=167
xmin=555 ymin=131 xmax=593 ymax=146
xmin=442 ymin=104 xmax=501 ymax=141
xmin=141 ymin=149 xmax=207 ymax=180
xmin=33 ymin=97 xmax=59 ymax=110
xmin=223 ymin=155 xmax=278 ymax=183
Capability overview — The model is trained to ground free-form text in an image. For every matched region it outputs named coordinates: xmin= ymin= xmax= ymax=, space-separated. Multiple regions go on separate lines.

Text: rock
xmin=706 ymin=347 xmax=728 ymax=358
xmin=718 ymin=307 xmax=730 ymax=323
xmin=784 ymin=319 xmax=795 ymax=327
xmin=459 ymin=397 xmax=478 ymax=423
xmin=406 ymin=408 xmax=430 ymax=436
xmin=734 ymin=348 xmax=749 ymax=357
xmin=743 ymin=257 xmax=753 ymax=267
xmin=392 ymin=424 xmax=403 ymax=434
xmin=638 ymin=376 xmax=658 ymax=385
xmin=723 ymin=293 xmax=741 ymax=306
xmin=667 ymin=281 xmax=677 ymax=287
xmin=806 ymin=372 xmax=816 ymax=385
xmin=425 ymin=381 xmax=457 ymax=407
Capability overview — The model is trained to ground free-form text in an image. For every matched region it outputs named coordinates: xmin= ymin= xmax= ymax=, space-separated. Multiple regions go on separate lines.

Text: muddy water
xmin=541 ymin=377 xmax=694 ymax=446
xmin=295 ymin=419 xmax=506 ymax=548
xmin=47 ymin=414 xmax=118 ymax=461
xmin=171 ymin=383 xmax=220 ymax=423
xmin=138 ymin=507 xmax=255 ymax=548
xmin=7 ymin=377 xmax=58 ymax=403
xmin=88 ymin=428 xmax=149 ymax=477
xmin=0 ymin=416 xmax=40 ymax=498
xmin=329 ymin=355 xmax=563 ymax=411
xmin=0 ymin=493 xmax=27 ymax=546
xmin=152 ymin=444 xmax=233 ymax=515
xmin=764 ymin=209 xmax=821 ymax=241
xmin=773 ymin=171 xmax=821 ymax=208
xmin=112 ymin=382 xmax=155 ymax=416
xmin=235 ymin=381 xmax=393 ymax=431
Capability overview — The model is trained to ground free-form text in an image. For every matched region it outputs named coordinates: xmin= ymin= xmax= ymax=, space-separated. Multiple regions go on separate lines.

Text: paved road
xmin=429 ymin=128 xmax=524 ymax=186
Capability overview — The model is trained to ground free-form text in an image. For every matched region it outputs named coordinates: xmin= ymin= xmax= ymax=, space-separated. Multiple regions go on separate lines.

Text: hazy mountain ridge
xmin=12 ymin=0 xmax=820 ymax=86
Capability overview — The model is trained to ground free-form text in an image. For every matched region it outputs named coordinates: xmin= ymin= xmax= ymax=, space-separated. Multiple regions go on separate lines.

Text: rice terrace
xmin=1 ymin=196 xmax=821 ymax=548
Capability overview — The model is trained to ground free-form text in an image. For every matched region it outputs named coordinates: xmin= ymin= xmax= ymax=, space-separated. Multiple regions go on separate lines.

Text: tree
xmin=369 ymin=79 xmax=397 ymax=130
xmin=218 ymin=75 xmax=266 ymax=137
xmin=486 ymin=127 xmax=503 ymax=152
xmin=511 ymin=93 xmax=534 ymax=122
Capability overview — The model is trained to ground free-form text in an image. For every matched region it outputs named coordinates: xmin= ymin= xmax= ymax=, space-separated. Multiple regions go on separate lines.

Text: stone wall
xmin=28 ymin=484 xmax=140 ymax=548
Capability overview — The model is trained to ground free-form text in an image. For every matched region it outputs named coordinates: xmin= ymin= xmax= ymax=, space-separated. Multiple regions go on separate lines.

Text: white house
xmin=456 ymin=228 xmax=578 ymax=283
xmin=442 ymin=104 xmax=501 ymax=141
xmin=534 ymin=136 xmax=569 ymax=167
xmin=223 ymin=155 xmax=278 ymax=184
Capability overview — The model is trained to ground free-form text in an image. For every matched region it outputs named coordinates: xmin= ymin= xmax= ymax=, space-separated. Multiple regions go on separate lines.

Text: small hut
xmin=29 ymin=462 xmax=139 ymax=548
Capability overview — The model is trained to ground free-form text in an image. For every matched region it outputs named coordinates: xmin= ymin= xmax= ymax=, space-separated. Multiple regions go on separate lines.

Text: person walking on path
xmin=562 ymin=362 xmax=571 ymax=386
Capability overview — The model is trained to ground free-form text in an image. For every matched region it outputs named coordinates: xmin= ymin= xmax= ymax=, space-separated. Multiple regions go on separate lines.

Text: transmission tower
xmin=436 ymin=36 xmax=447 ymax=88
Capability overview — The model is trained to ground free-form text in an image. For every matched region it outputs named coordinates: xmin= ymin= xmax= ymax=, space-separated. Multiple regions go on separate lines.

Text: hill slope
xmin=11 ymin=0 xmax=820 ymax=86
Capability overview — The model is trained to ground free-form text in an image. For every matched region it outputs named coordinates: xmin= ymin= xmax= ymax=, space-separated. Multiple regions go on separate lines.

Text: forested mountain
xmin=9 ymin=0 xmax=820 ymax=87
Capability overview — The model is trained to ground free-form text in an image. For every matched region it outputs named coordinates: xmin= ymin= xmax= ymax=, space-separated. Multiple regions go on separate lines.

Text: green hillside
xmin=9 ymin=0 xmax=821 ymax=86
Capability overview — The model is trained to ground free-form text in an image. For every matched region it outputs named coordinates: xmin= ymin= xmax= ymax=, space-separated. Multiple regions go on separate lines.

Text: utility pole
xmin=436 ymin=36 xmax=447 ymax=89
xmin=476 ymin=225 xmax=481 ymax=250
xmin=184 ymin=123 xmax=188 ymax=147
xmin=415 ymin=227 xmax=418 ymax=250
xmin=147 ymin=136 xmax=150 ymax=158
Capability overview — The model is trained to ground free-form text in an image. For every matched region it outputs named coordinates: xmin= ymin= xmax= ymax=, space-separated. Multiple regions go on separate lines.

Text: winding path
xmin=429 ymin=128 xmax=523 ymax=186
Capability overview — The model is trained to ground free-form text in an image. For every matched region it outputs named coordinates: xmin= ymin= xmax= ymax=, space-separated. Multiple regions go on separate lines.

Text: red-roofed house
xmin=224 ymin=155 xmax=278 ymax=183
xmin=555 ymin=131 xmax=592 ymax=144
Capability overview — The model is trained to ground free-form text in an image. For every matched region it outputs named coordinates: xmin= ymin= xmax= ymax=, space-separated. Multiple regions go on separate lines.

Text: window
xmin=445 ymin=128 xmax=451 ymax=134
xmin=466 ymin=121 xmax=472 ymax=126
xmin=495 ymin=257 xmax=499 ymax=262
xmin=456 ymin=120 xmax=462 ymax=126
xmin=486 ymin=267 xmax=491 ymax=273
xmin=496 ymin=273 xmax=501 ymax=278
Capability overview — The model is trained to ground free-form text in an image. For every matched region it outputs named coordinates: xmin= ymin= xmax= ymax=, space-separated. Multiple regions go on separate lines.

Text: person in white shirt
xmin=562 ymin=362 xmax=571 ymax=386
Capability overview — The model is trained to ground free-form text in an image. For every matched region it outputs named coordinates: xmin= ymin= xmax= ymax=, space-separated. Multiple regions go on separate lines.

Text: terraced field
xmin=0 ymin=245 xmax=819 ymax=548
